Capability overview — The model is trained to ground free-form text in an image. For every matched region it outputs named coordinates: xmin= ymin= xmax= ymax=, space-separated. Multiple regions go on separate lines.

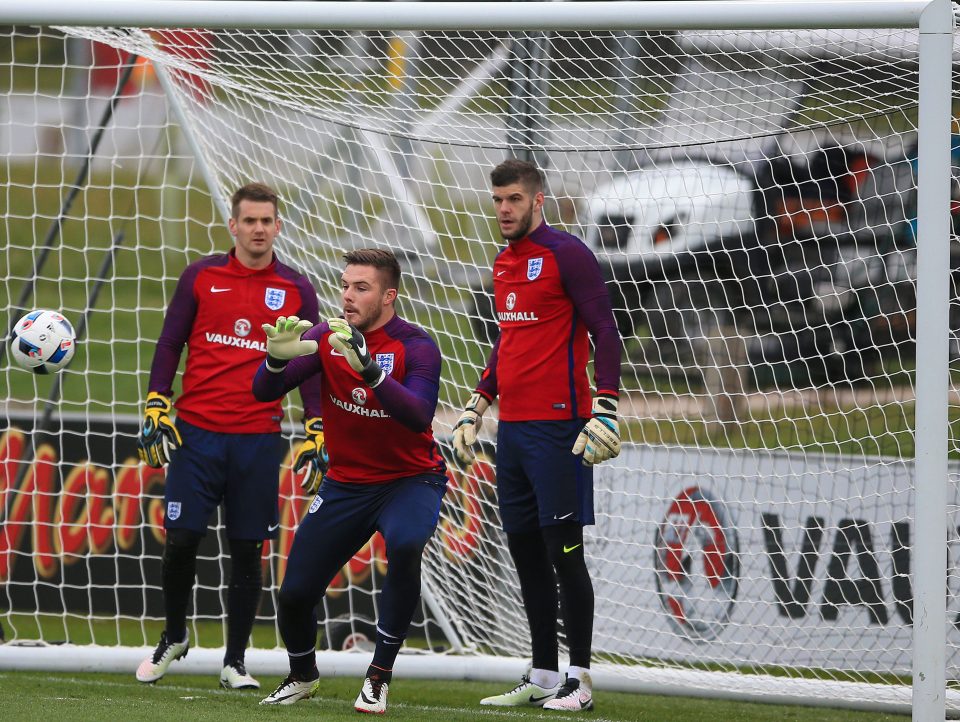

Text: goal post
xmin=0 ymin=1 xmax=957 ymax=718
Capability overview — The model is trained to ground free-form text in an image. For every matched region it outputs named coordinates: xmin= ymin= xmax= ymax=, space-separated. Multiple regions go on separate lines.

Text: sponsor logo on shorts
xmin=309 ymin=495 xmax=323 ymax=513
xmin=167 ymin=501 xmax=182 ymax=521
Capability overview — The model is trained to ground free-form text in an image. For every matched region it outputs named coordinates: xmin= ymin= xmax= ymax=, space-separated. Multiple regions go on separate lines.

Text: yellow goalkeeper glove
xmin=294 ymin=417 xmax=328 ymax=495
xmin=572 ymin=393 xmax=621 ymax=466
xmin=137 ymin=391 xmax=183 ymax=468
xmin=451 ymin=392 xmax=490 ymax=467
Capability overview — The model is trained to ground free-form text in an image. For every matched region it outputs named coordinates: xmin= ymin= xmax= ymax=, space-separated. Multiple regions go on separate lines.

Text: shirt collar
xmin=228 ymin=247 xmax=277 ymax=275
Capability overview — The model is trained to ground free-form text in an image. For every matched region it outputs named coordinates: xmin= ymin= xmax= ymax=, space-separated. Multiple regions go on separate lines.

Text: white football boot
xmin=354 ymin=676 xmax=389 ymax=714
xmin=479 ymin=675 xmax=562 ymax=707
xmin=135 ymin=632 xmax=189 ymax=683
xmin=259 ymin=673 xmax=320 ymax=705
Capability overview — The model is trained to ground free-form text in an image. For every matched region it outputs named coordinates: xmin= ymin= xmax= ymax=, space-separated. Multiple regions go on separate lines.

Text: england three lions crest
xmin=527 ymin=257 xmax=543 ymax=280
xmin=376 ymin=353 xmax=395 ymax=375
xmin=265 ymin=287 xmax=286 ymax=311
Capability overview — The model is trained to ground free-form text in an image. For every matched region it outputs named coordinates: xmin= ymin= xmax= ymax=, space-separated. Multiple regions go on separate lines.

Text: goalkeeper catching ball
xmin=453 ymin=160 xmax=622 ymax=713
xmin=253 ymin=248 xmax=447 ymax=715
xmin=135 ymin=183 xmax=324 ymax=691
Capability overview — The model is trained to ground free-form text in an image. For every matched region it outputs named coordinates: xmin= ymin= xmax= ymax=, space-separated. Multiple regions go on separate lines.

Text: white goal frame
xmin=0 ymin=2 xmax=954 ymax=719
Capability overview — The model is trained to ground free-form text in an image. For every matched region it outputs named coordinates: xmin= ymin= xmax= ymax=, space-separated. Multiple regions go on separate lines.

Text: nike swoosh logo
xmin=268 ymin=523 xmax=280 ymax=532
xmin=529 ymin=693 xmax=553 ymax=703
xmin=356 ymin=334 xmax=367 ymax=356
xmin=330 ymin=348 xmax=345 ymax=357
xmin=553 ymin=512 xmax=574 ymax=520
xmin=210 ymin=286 xmax=231 ymax=293
xmin=497 ymin=270 xmax=507 ymax=276
xmin=361 ymin=691 xmax=377 ymax=704
xmin=563 ymin=544 xmax=582 ymax=554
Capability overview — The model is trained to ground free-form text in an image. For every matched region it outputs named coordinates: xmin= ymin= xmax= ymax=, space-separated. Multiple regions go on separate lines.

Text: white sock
xmin=566 ymin=666 xmax=592 ymax=691
xmin=529 ymin=668 xmax=562 ymax=689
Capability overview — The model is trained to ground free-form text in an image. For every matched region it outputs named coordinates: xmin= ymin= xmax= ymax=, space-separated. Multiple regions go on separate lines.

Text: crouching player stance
xmin=252 ymin=249 xmax=447 ymax=714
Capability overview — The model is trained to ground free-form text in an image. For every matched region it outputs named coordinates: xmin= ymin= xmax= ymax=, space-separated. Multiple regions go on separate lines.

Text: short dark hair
xmin=231 ymin=182 xmax=279 ymax=218
xmin=343 ymin=248 xmax=401 ymax=291
xmin=490 ymin=159 xmax=545 ymax=195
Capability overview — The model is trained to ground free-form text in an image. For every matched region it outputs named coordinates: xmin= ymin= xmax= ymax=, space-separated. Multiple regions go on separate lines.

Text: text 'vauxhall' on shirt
xmin=252 ymin=314 xmax=446 ymax=484
xmin=475 ymin=223 xmax=621 ymax=421
xmin=149 ymin=249 xmax=322 ymax=433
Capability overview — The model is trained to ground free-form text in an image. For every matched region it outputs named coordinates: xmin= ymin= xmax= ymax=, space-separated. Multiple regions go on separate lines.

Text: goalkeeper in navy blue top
xmin=134 ymin=183 xmax=324 ymax=691
xmin=253 ymin=248 xmax=446 ymax=714
xmin=453 ymin=160 xmax=622 ymax=713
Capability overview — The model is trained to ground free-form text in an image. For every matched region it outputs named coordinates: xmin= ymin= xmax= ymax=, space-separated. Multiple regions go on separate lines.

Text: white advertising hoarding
xmin=589 ymin=445 xmax=959 ymax=674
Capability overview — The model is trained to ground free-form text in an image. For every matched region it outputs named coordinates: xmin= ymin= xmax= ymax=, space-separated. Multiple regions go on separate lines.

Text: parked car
xmin=581 ymin=160 xmax=759 ymax=365
xmin=576 ymin=143 xmax=916 ymax=385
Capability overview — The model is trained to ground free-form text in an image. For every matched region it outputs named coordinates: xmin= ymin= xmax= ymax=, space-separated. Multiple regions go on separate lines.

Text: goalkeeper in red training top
xmin=252 ymin=248 xmax=447 ymax=715
xmin=135 ymin=183 xmax=326 ymax=690
xmin=453 ymin=159 xmax=622 ymax=713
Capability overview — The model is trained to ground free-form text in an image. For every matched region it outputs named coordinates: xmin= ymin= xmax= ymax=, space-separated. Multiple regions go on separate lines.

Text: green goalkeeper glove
xmin=572 ymin=393 xmax=621 ymax=466
xmin=327 ymin=318 xmax=385 ymax=387
xmin=294 ymin=417 xmax=328 ymax=495
xmin=451 ymin=392 xmax=490 ymax=467
xmin=261 ymin=316 xmax=318 ymax=371
xmin=137 ymin=391 xmax=183 ymax=468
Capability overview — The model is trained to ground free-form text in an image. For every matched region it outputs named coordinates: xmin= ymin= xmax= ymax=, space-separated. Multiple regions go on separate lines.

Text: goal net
xmin=0 ymin=2 xmax=957 ymax=714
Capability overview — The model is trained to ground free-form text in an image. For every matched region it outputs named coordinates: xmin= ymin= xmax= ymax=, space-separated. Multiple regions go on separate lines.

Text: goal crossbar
xmin=0 ymin=0 xmax=942 ymax=32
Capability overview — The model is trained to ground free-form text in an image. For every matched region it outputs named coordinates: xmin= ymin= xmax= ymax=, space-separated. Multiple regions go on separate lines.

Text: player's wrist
xmin=361 ymin=360 xmax=385 ymax=387
xmin=145 ymin=391 xmax=173 ymax=412
xmin=591 ymin=392 xmax=618 ymax=419
xmin=464 ymin=392 xmax=490 ymax=417
xmin=265 ymin=355 xmax=289 ymax=373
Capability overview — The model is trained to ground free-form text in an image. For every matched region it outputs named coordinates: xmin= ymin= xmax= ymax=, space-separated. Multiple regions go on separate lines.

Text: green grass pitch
xmin=0 ymin=670 xmax=909 ymax=721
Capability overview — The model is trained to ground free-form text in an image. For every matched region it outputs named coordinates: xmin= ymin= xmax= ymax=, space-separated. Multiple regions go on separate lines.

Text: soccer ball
xmin=10 ymin=309 xmax=77 ymax=374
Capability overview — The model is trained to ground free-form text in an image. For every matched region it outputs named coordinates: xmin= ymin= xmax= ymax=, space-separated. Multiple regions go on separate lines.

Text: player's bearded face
xmin=341 ymin=264 xmax=397 ymax=332
xmin=493 ymin=183 xmax=543 ymax=241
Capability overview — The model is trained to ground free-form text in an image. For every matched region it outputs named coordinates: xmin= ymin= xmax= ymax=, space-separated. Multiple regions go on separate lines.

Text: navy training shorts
xmin=495 ymin=418 xmax=595 ymax=534
xmin=162 ymin=418 xmax=283 ymax=540
xmin=281 ymin=473 xmax=448 ymax=600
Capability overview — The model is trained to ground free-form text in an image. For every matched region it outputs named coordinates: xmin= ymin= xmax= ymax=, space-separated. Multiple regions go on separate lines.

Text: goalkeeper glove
xmin=327 ymin=318 xmax=385 ymax=387
xmin=294 ymin=417 xmax=328 ymax=495
xmin=261 ymin=316 xmax=318 ymax=371
xmin=572 ymin=393 xmax=621 ymax=466
xmin=451 ymin=392 xmax=490 ymax=467
xmin=137 ymin=391 xmax=183 ymax=468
